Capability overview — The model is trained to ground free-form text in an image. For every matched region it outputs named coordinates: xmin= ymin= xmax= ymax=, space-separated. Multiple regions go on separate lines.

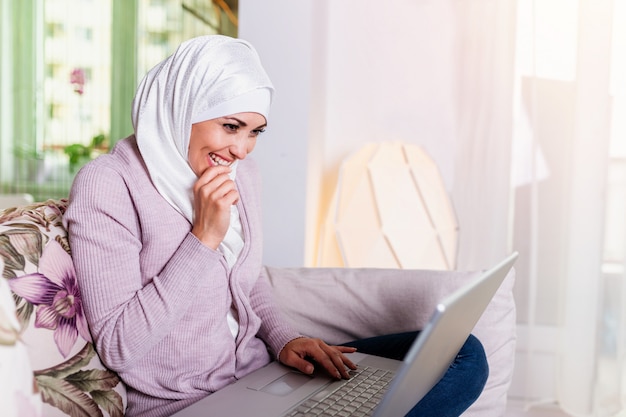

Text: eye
xmin=251 ymin=128 xmax=266 ymax=137
xmin=223 ymin=123 xmax=239 ymax=132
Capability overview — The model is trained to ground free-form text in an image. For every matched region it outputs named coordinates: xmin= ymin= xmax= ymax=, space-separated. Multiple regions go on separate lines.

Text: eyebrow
xmin=223 ymin=116 xmax=267 ymax=130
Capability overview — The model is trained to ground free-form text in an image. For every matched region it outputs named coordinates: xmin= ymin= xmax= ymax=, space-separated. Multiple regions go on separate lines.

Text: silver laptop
xmin=173 ymin=252 xmax=518 ymax=417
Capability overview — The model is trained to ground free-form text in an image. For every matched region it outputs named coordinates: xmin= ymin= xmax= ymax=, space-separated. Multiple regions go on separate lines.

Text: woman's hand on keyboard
xmin=279 ymin=337 xmax=358 ymax=380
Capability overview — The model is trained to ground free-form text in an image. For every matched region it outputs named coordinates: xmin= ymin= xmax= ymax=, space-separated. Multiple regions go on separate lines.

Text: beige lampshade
xmin=316 ymin=142 xmax=458 ymax=270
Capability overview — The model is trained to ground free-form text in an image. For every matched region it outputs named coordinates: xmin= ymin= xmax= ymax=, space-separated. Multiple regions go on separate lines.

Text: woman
xmin=65 ymin=35 xmax=487 ymax=417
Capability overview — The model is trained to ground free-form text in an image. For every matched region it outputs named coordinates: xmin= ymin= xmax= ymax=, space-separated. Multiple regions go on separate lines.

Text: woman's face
xmin=188 ymin=112 xmax=267 ymax=177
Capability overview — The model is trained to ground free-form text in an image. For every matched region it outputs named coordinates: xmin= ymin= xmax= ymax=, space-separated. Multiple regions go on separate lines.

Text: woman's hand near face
xmin=279 ymin=337 xmax=358 ymax=380
xmin=191 ymin=165 xmax=238 ymax=249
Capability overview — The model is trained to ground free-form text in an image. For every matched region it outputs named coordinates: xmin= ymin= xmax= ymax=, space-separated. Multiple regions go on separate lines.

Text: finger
xmin=335 ymin=346 xmax=358 ymax=354
xmin=330 ymin=351 xmax=356 ymax=379
xmin=195 ymin=174 xmax=237 ymax=205
xmin=194 ymin=167 xmax=232 ymax=191
xmin=279 ymin=339 xmax=355 ymax=380
xmin=312 ymin=346 xmax=353 ymax=380
xmin=210 ymin=182 xmax=239 ymax=205
xmin=281 ymin=343 xmax=339 ymax=378
xmin=200 ymin=164 xmax=232 ymax=179
xmin=278 ymin=345 xmax=316 ymax=375
xmin=285 ymin=355 xmax=315 ymax=376
xmin=334 ymin=346 xmax=358 ymax=370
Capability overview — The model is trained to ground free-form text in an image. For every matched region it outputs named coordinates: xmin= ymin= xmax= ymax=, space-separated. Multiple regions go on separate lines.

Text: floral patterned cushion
xmin=0 ymin=199 xmax=126 ymax=417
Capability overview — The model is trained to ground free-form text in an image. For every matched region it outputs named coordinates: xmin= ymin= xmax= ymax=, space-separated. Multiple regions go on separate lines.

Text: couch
xmin=0 ymin=199 xmax=516 ymax=417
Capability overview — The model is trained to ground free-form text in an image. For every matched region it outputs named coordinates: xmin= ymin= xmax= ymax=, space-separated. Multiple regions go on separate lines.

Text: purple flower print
xmin=70 ymin=68 xmax=85 ymax=95
xmin=8 ymin=240 xmax=91 ymax=357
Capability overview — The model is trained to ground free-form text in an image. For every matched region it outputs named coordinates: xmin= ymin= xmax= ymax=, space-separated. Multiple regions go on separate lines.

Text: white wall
xmin=239 ymin=1 xmax=314 ymax=267
xmin=240 ymin=0 xmax=464 ymax=267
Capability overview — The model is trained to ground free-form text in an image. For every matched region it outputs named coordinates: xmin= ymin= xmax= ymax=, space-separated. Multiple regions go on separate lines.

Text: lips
xmin=209 ymin=152 xmax=232 ymax=167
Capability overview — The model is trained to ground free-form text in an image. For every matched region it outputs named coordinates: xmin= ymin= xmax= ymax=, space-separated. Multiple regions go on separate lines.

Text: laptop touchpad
xmin=258 ymin=372 xmax=313 ymax=396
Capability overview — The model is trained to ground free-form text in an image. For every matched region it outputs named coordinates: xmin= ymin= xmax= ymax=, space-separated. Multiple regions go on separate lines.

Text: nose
xmin=229 ymin=135 xmax=249 ymax=160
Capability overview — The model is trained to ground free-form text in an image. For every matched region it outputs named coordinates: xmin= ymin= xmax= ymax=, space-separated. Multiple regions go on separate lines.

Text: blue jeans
xmin=342 ymin=332 xmax=488 ymax=417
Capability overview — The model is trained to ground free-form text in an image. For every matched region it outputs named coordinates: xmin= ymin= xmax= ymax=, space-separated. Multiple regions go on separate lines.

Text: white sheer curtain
xmin=511 ymin=0 xmax=626 ymax=415
xmin=450 ymin=0 xmax=517 ymax=272
xmin=388 ymin=0 xmax=626 ymax=414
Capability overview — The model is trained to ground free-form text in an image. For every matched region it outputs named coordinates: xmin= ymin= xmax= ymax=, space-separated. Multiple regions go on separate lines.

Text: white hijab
xmin=132 ymin=35 xmax=274 ymax=223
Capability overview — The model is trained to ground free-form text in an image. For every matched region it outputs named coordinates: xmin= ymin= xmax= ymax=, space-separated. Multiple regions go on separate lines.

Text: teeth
xmin=210 ymin=153 xmax=231 ymax=166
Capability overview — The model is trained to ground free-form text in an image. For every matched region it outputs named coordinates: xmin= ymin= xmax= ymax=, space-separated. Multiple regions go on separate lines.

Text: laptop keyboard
xmin=285 ymin=366 xmax=395 ymax=417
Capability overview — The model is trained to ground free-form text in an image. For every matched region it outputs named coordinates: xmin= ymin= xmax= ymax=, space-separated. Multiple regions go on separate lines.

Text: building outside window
xmin=0 ymin=0 xmax=238 ymax=201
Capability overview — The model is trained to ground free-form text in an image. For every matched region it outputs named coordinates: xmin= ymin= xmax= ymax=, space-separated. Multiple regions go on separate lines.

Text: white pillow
xmin=0 ymin=274 xmax=43 ymax=417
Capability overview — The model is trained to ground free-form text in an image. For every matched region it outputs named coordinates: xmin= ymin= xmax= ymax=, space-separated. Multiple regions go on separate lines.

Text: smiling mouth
xmin=209 ymin=152 xmax=232 ymax=167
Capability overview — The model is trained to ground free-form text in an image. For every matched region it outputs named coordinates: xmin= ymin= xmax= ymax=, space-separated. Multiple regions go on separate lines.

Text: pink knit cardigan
xmin=65 ymin=136 xmax=301 ymax=417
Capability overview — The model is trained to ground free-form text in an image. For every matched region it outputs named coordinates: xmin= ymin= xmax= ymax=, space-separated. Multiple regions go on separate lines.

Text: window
xmin=0 ymin=0 xmax=238 ymax=201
